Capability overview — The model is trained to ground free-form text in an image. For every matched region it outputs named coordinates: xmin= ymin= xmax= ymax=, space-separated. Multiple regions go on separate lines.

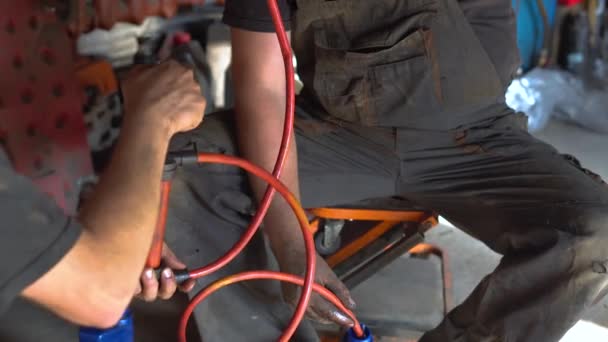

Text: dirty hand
xmin=121 ymin=59 xmax=206 ymax=136
xmin=136 ymin=243 xmax=196 ymax=301
xmin=277 ymin=246 xmax=356 ymax=326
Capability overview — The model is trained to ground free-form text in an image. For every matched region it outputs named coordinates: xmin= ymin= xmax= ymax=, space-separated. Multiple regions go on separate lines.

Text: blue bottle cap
xmin=343 ymin=324 xmax=373 ymax=342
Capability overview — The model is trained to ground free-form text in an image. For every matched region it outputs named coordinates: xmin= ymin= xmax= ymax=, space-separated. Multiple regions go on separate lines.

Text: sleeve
xmin=0 ymin=151 xmax=82 ymax=315
xmin=223 ymin=0 xmax=293 ymax=32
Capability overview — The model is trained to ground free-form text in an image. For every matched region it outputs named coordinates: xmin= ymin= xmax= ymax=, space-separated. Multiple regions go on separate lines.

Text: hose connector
xmin=153 ymin=268 xmax=191 ymax=285
xmin=343 ymin=324 xmax=373 ymax=342
xmin=167 ymin=148 xmax=199 ymax=167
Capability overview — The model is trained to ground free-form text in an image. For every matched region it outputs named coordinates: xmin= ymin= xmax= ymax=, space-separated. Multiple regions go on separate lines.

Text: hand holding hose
xmin=277 ymin=246 xmax=356 ymax=326
xmin=136 ymin=243 xmax=196 ymax=301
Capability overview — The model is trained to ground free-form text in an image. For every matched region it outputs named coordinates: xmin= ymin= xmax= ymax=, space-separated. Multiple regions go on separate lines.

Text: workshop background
xmin=1 ymin=0 xmax=608 ymax=341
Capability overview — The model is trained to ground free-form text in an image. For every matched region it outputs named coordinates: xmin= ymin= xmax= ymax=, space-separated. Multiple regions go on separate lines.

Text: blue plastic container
xmin=79 ymin=310 xmax=134 ymax=342
xmin=512 ymin=0 xmax=558 ymax=70
xmin=343 ymin=324 xmax=373 ymax=342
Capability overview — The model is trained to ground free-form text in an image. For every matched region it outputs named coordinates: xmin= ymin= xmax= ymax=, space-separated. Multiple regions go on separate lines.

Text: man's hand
xmin=121 ymin=60 xmax=205 ymax=136
xmin=135 ymin=243 xmax=196 ymax=302
xmin=22 ymin=60 xmax=205 ymax=328
xmin=277 ymin=245 xmax=356 ymax=326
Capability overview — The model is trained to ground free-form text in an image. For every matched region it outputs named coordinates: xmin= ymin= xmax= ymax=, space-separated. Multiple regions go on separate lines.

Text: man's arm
xmin=231 ymin=28 xmax=356 ymax=326
xmin=21 ymin=61 xmax=205 ymax=328
xmin=231 ymin=28 xmax=298 ymax=257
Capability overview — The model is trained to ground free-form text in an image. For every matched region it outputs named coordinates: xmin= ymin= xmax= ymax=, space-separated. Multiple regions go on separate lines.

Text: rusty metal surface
xmin=0 ymin=1 xmax=93 ymax=214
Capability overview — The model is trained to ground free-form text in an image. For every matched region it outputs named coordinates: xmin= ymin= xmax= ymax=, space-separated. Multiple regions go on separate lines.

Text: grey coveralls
xmin=165 ymin=0 xmax=608 ymax=341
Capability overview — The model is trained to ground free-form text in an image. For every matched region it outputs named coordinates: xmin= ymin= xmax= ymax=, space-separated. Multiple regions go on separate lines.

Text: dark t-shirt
xmin=223 ymin=0 xmax=295 ymax=32
xmin=0 ymin=150 xmax=81 ymax=315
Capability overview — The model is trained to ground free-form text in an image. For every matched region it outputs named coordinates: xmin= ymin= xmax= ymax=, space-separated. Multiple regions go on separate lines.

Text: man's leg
xmin=395 ymin=113 xmax=608 ymax=342
xmin=407 ymin=2 xmax=607 ymax=338
xmin=163 ymin=110 xmax=400 ymax=341
xmin=294 ymin=104 xmax=401 ymax=207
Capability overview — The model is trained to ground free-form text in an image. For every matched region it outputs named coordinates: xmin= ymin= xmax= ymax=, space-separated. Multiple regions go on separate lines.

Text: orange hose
xmin=187 ymin=0 xmax=295 ymax=280
xmin=176 ymin=1 xmax=364 ymax=340
xmin=184 ymin=154 xmax=317 ymax=342
xmin=179 ymin=271 xmax=362 ymax=342
xmin=179 ymin=154 xmax=363 ymax=341
xmin=146 ymin=180 xmax=172 ymax=268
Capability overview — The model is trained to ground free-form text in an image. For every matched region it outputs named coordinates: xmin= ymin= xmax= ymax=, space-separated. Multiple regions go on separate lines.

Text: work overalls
xmin=162 ymin=1 xmax=608 ymax=341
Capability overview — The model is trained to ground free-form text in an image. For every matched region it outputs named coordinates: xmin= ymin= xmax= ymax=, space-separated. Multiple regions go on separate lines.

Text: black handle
xmin=153 ymin=268 xmax=191 ymax=285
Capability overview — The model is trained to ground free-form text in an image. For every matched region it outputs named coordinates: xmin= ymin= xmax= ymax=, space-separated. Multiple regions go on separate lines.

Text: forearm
xmin=231 ymin=28 xmax=303 ymax=258
xmin=79 ymin=116 xmax=171 ymax=284
xmin=22 ymin=117 xmax=172 ymax=328
xmin=235 ymin=95 xmax=304 ymax=255
xmin=21 ymin=60 xmax=204 ymax=328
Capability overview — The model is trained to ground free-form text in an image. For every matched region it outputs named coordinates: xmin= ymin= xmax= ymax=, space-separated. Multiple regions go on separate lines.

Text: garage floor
xmin=0 ymin=119 xmax=606 ymax=342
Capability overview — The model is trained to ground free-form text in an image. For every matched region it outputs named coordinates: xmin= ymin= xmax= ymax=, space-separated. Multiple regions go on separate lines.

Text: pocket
xmin=312 ymin=66 xmax=372 ymax=124
xmin=369 ymin=30 xmax=442 ymax=126
xmin=313 ymin=0 xmax=439 ymax=51
xmin=313 ymin=27 xmax=441 ymax=126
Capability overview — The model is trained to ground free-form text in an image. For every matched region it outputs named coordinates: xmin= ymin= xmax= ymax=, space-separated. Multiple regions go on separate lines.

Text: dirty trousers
xmin=165 ymin=0 xmax=608 ymax=339
xmin=165 ymin=106 xmax=608 ymax=342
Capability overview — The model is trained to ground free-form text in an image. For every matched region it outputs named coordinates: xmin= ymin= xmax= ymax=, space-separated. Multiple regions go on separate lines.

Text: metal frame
xmin=309 ymin=206 xmax=452 ymax=341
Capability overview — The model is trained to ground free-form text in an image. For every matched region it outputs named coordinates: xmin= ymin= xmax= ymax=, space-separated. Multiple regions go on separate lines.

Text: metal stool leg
xmin=408 ymin=243 xmax=452 ymax=315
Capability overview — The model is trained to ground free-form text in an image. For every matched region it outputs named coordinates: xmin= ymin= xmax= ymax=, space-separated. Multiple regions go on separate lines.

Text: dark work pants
xmin=166 ymin=106 xmax=608 ymax=342
xmin=165 ymin=0 xmax=608 ymax=340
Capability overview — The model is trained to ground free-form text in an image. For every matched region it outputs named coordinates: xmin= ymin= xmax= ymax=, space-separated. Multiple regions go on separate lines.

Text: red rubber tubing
xmin=180 ymin=153 xmax=316 ymax=342
xmin=179 ymin=271 xmax=362 ymax=342
xmin=181 ymin=154 xmax=364 ymax=341
xmin=178 ymin=1 xmax=364 ymax=340
xmin=146 ymin=180 xmax=172 ymax=268
xmin=187 ymin=0 xmax=295 ymax=280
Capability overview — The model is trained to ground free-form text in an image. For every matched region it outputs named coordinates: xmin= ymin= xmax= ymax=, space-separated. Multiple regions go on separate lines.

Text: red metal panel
xmin=0 ymin=1 xmax=93 ymax=215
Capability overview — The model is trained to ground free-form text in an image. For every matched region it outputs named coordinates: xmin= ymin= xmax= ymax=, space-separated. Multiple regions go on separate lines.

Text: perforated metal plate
xmin=0 ymin=1 xmax=93 ymax=214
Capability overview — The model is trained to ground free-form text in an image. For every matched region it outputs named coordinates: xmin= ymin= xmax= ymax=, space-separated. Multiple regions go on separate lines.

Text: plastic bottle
xmin=79 ymin=310 xmax=134 ymax=342
xmin=343 ymin=325 xmax=373 ymax=342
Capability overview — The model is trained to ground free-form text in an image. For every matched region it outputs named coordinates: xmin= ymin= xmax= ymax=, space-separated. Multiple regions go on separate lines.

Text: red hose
xmin=187 ymin=0 xmax=295 ymax=280
xmin=179 ymin=271 xmax=362 ymax=342
xmin=176 ymin=1 xmax=364 ymax=340
xmin=180 ymin=154 xmax=364 ymax=341
xmin=180 ymin=154 xmax=316 ymax=342
xmin=146 ymin=180 xmax=172 ymax=268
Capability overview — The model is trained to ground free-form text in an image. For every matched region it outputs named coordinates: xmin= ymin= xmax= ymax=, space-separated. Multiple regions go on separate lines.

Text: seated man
xmin=164 ymin=0 xmax=608 ymax=341
xmin=0 ymin=61 xmax=204 ymax=331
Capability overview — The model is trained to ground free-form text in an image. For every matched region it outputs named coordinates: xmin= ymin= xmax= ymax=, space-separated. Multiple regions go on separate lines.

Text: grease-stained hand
xmin=135 ymin=243 xmax=196 ymax=301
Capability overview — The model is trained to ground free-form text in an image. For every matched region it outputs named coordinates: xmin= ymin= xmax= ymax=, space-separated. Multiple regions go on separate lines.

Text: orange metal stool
xmin=308 ymin=198 xmax=452 ymax=341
